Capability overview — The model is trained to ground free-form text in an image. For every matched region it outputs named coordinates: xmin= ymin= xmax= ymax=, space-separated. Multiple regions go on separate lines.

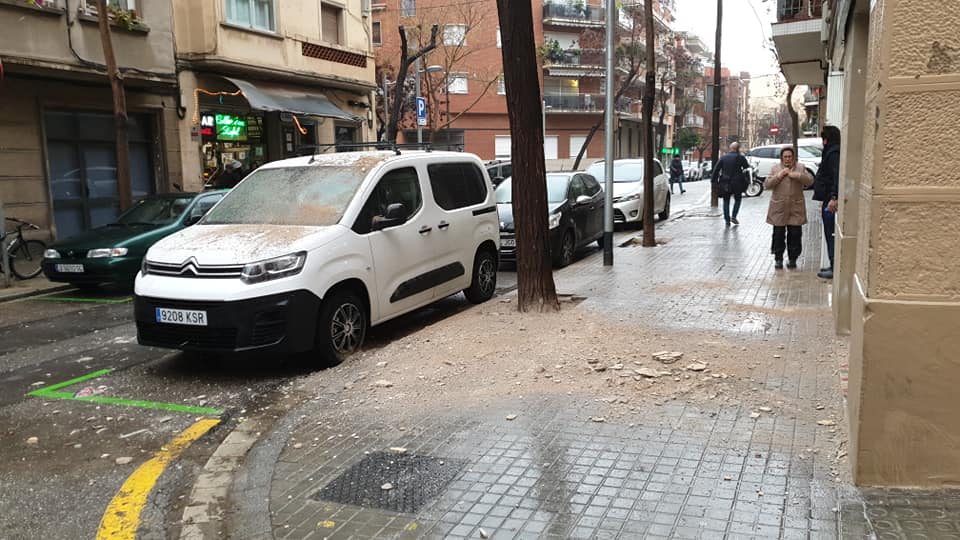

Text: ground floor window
xmin=200 ymin=112 xmax=267 ymax=184
xmin=44 ymin=110 xmax=156 ymax=238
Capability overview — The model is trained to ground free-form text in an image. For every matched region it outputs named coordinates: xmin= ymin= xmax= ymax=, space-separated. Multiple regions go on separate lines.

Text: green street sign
xmin=661 ymin=147 xmax=680 ymax=155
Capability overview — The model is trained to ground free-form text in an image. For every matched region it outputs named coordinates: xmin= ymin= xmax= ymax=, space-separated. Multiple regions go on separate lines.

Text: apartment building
xmin=699 ymin=66 xmax=751 ymax=161
xmin=0 ymin=0 xmax=181 ymax=240
xmin=373 ymin=0 xmax=678 ymax=169
xmin=173 ymin=0 xmax=378 ymax=190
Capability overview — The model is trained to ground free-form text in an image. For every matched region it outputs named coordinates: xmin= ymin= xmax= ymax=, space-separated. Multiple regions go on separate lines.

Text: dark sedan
xmin=496 ymin=172 xmax=604 ymax=268
xmin=42 ymin=191 xmax=226 ymax=288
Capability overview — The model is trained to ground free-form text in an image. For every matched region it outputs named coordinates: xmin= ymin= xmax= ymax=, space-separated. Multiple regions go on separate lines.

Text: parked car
xmin=681 ymin=160 xmax=702 ymax=181
xmin=496 ymin=172 xmax=604 ymax=268
xmin=42 ymin=191 xmax=226 ymax=288
xmin=134 ymin=151 xmax=500 ymax=367
xmin=746 ymin=144 xmax=820 ymax=180
xmin=485 ymin=160 xmax=512 ymax=187
xmin=584 ymin=159 xmax=671 ymax=225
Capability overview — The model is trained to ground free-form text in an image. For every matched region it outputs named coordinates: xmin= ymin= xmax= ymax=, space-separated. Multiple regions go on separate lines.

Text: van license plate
xmin=56 ymin=264 xmax=84 ymax=273
xmin=155 ymin=307 xmax=207 ymax=326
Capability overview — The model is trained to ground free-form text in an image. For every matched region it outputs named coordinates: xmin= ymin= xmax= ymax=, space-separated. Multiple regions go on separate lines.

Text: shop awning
xmin=224 ymin=77 xmax=360 ymax=122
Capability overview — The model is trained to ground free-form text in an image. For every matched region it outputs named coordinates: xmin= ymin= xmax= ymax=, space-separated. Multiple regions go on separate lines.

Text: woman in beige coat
xmin=765 ymin=147 xmax=814 ymax=269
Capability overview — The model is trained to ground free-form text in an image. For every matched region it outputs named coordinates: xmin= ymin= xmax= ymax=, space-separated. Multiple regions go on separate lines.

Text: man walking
xmin=813 ymin=126 xmax=841 ymax=279
xmin=711 ymin=142 xmax=751 ymax=226
xmin=669 ymin=155 xmax=686 ymax=194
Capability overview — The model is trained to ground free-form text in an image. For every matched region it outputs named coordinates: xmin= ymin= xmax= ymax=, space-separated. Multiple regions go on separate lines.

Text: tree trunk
xmin=497 ymin=0 xmax=558 ymax=313
xmin=787 ymin=84 xmax=799 ymax=153
xmin=641 ymin=0 xmax=656 ymax=247
xmin=95 ymin=0 xmax=131 ymax=209
xmin=710 ymin=0 xmax=723 ymax=209
xmin=386 ymin=26 xmax=438 ymax=144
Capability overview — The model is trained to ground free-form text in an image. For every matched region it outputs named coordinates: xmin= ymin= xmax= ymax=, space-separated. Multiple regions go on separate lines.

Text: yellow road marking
xmin=96 ymin=418 xmax=220 ymax=539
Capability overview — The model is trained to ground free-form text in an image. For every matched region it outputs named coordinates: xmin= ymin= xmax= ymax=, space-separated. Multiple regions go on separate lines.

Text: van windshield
xmin=203 ymin=166 xmax=365 ymax=226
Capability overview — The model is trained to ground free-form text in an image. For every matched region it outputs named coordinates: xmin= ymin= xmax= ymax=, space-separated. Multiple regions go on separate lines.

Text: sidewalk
xmin=207 ymin=192 xmax=934 ymax=539
xmin=0 ymin=275 xmax=70 ymax=303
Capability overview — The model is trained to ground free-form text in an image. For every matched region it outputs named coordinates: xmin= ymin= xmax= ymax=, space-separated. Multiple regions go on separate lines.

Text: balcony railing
xmin=683 ymin=115 xmax=705 ymax=128
xmin=542 ymin=48 xmax=605 ymax=68
xmin=542 ymin=2 xmax=605 ymax=25
xmin=776 ymin=0 xmax=823 ymax=22
xmin=688 ymin=89 xmax=705 ymax=102
xmin=544 ymin=94 xmax=632 ymax=113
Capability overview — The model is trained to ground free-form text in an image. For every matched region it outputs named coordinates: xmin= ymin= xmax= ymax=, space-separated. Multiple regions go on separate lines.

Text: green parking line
xmin=28 ymin=369 xmax=223 ymax=416
xmin=32 ymin=296 xmax=132 ymax=304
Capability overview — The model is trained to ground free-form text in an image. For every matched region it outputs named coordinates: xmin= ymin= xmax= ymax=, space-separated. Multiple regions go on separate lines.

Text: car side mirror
xmin=371 ymin=203 xmax=407 ymax=231
xmin=184 ymin=213 xmax=203 ymax=226
xmin=575 ymin=195 xmax=592 ymax=205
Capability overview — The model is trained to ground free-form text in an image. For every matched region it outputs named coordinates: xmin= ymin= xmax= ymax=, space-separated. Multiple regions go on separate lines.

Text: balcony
xmin=688 ymin=88 xmax=705 ymax=103
xmin=772 ymin=0 xmax=825 ymax=85
xmin=683 ymin=114 xmax=704 ymax=128
xmin=542 ymin=48 xmax=605 ymax=77
xmin=542 ymin=2 xmax=605 ymax=28
xmin=544 ymin=94 xmax=632 ymax=114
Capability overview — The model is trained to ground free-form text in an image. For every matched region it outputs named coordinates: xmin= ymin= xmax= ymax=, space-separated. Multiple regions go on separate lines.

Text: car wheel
xmin=314 ymin=289 xmax=366 ymax=368
xmin=555 ymin=230 xmax=575 ymax=268
xmin=658 ymin=193 xmax=671 ymax=221
xmin=464 ymin=248 xmax=497 ymax=304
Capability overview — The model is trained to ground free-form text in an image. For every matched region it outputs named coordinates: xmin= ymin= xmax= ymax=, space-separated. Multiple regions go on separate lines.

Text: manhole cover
xmin=312 ymin=451 xmax=465 ymax=513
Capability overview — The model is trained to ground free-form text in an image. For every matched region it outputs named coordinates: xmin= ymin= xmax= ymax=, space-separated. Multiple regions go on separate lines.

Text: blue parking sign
xmin=416 ymin=97 xmax=427 ymax=126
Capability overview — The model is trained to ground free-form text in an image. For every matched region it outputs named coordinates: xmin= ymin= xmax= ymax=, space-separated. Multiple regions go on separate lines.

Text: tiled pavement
xmin=224 ymin=185 xmax=957 ymax=539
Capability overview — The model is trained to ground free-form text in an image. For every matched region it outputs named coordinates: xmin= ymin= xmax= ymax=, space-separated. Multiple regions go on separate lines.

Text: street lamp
xmin=415 ymin=59 xmax=444 ymax=144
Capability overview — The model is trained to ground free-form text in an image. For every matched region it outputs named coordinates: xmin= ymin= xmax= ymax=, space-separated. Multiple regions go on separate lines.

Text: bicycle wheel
xmin=10 ymin=239 xmax=46 ymax=279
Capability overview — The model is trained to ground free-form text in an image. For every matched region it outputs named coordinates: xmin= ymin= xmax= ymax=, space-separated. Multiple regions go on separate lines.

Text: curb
xmin=0 ymin=284 xmax=72 ymax=303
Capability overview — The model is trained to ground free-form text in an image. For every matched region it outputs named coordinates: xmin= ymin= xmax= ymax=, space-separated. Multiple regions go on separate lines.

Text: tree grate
xmin=311 ymin=451 xmax=466 ymax=514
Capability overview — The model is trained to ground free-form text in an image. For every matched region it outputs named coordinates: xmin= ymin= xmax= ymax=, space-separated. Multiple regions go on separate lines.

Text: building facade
xmin=774 ymin=0 xmax=960 ymax=486
xmin=173 ymin=0 xmax=378 ymax=191
xmin=373 ymin=0 xmax=679 ymax=170
xmin=0 ymin=0 xmax=181 ymax=240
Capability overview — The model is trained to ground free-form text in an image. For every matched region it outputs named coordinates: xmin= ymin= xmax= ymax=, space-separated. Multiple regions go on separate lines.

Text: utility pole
xmin=95 ymin=0 xmax=132 ymax=210
xmin=415 ymin=56 xmax=423 ymax=144
xmin=710 ymin=0 xmax=722 ymax=209
xmin=602 ymin=0 xmax=616 ymax=265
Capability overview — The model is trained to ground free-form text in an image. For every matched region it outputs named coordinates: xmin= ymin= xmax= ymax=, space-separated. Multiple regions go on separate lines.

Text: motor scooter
xmin=744 ymin=165 xmax=764 ymax=197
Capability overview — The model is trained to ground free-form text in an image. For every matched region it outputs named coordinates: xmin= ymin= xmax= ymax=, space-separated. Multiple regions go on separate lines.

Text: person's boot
xmin=786 ymin=259 xmax=797 ymax=269
xmin=775 ymin=258 xmax=784 ymax=270
xmin=817 ymin=267 xmax=834 ymax=279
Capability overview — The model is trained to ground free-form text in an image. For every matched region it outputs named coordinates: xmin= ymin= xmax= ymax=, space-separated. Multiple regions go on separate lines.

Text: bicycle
xmin=3 ymin=217 xmax=47 ymax=280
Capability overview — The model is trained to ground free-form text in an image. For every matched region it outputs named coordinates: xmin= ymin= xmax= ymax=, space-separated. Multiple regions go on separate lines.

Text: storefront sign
xmin=215 ymin=114 xmax=247 ymax=141
xmin=200 ymin=114 xmax=216 ymax=137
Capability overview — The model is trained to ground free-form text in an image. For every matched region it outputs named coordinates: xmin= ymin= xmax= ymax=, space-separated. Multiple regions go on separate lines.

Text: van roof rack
xmin=296 ymin=142 xmax=465 ymax=160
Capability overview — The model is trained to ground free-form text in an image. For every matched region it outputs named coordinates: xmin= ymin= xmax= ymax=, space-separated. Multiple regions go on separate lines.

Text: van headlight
xmin=241 ymin=252 xmax=306 ymax=284
xmin=87 ymin=248 xmax=128 ymax=258
xmin=548 ymin=213 xmax=562 ymax=230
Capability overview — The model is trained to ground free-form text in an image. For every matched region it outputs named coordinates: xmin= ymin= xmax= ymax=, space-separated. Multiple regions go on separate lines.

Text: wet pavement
xmin=218 ymin=183 xmax=888 ymax=539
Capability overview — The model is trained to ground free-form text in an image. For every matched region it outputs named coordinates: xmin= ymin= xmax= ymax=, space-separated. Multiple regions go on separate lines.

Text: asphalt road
xmin=0 ymin=180 xmax=711 ymax=539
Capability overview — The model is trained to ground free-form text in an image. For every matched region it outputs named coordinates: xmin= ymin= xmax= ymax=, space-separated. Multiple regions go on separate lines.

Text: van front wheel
xmin=315 ymin=290 xmax=366 ymax=368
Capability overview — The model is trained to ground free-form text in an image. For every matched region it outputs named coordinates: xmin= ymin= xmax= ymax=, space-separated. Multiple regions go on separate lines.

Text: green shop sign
xmin=660 ymin=147 xmax=680 ymax=155
xmin=216 ymin=114 xmax=247 ymax=141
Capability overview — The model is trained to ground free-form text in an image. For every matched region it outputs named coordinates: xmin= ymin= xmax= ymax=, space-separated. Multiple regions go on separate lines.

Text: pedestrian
xmin=765 ymin=147 xmax=814 ymax=269
xmin=711 ymin=142 xmax=751 ymax=226
xmin=812 ymin=126 xmax=841 ymax=279
xmin=213 ymin=160 xmax=245 ymax=189
xmin=669 ymin=155 xmax=686 ymax=194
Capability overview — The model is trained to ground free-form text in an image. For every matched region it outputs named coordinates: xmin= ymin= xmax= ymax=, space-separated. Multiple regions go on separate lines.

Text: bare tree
xmin=787 ymin=84 xmax=799 ymax=152
xmin=95 ymin=0 xmax=131 ymax=209
xmin=385 ymin=25 xmax=439 ymax=143
xmin=656 ymin=36 xmax=702 ymax=155
xmin=497 ymin=0 xmax=558 ymax=313
xmin=641 ymin=0 xmax=656 ymax=247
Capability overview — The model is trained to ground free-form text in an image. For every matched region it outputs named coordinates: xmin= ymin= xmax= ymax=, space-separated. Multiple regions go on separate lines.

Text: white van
xmin=134 ymin=151 xmax=500 ymax=366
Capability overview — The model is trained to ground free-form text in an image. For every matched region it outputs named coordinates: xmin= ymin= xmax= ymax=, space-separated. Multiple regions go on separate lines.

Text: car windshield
xmin=800 ymin=146 xmax=822 ymax=157
xmin=585 ymin=162 xmax=646 ymax=183
xmin=495 ymin=175 xmax=570 ymax=204
xmin=116 ymin=196 xmax=194 ymax=226
xmin=203 ymin=166 xmax=365 ymax=226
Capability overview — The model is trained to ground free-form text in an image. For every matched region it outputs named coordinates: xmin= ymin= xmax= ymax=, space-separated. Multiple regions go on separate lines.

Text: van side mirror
xmin=184 ymin=212 xmax=203 ymax=226
xmin=371 ymin=203 xmax=407 ymax=231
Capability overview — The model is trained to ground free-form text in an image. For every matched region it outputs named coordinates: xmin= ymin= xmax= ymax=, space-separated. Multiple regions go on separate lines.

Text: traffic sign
xmin=416 ymin=97 xmax=427 ymax=126
xmin=769 ymin=125 xmax=780 ymax=135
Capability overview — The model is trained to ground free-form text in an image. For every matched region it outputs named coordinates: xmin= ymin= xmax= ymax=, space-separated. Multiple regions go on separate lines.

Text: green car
xmin=42 ymin=191 xmax=226 ymax=288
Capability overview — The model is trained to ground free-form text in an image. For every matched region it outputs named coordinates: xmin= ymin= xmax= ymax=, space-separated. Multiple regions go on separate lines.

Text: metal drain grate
xmin=312 ymin=451 xmax=465 ymax=514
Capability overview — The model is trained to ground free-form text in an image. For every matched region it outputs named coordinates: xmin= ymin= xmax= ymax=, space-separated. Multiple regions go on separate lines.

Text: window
xmin=494 ymin=136 xmax=511 ymax=159
xmin=226 ymin=0 xmax=276 ymax=32
xmin=82 ymin=0 xmax=135 ymax=14
xmin=400 ymin=0 xmax=414 ymax=17
xmin=321 ymin=3 xmax=342 ymax=45
xmin=354 ymin=167 xmax=423 ymax=234
xmin=568 ymin=176 xmax=585 ymax=201
xmin=443 ymin=24 xmax=467 ymax=46
xmin=447 ymin=74 xmax=468 ymax=94
xmin=192 ymin=194 xmax=225 ymax=221
xmin=427 ymin=163 xmax=487 ymax=211
xmin=496 ymin=27 xmax=501 ymax=48
xmin=497 ymin=77 xmax=506 ymax=95
xmin=654 ymin=162 xmax=664 ymax=176
xmin=372 ymin=21 xmax=382 ymax=46
xmin=570 ymin=135 xmax=588 ymax=158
